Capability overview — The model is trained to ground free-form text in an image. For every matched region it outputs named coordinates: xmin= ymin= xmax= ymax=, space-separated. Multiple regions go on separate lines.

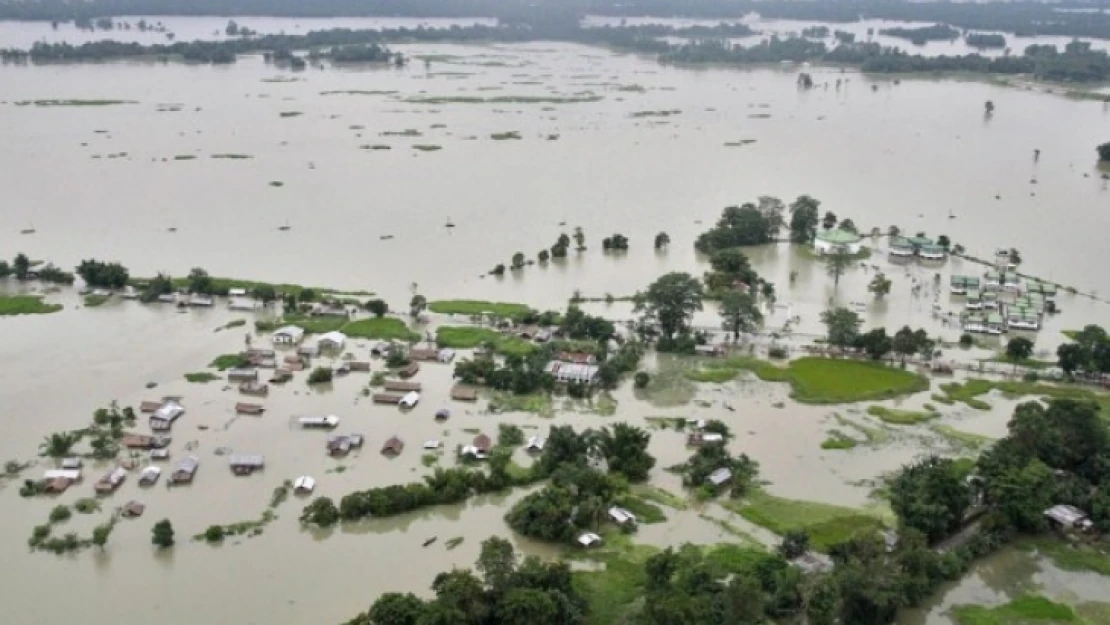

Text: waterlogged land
xmin=2 ymin=20 xmax=1110 ymax=625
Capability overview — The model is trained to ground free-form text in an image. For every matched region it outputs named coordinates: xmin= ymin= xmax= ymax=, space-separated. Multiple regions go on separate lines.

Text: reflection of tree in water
xmin=976 ymin=548 xmax=1043 ymax=596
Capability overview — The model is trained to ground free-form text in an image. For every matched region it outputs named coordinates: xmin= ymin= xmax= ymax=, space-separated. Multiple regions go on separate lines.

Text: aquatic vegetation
xmin=435 ymin=326 xmax=535 ymax=356
xmin=405 ymin=94 xmax=603 ymax=104
xmin=633 ymin=485 xmax=689 ymax=510
xmin=821 ymin=430 xmax=859 ymax=449
xmin=939 ymin=379 xmax=1110 ymax=413
xmin=444 ymin=536 xmax=464 ymax=549
xmin=833 ymin=414 xmax=890 ymax=446
xmin=421 ymin=453 xmax=439 ymax=467
xmin=866 ymin=405 xmax=938 ymax=425
xmin=184 ymin=371 xmax=220 ymax=383
xmin=685 ymin=368 xmax=740 ymax=383
xmin=15 ymin=99 xmax=135 ymax=106
xmin=930 ymin=424 xmax=994 ymax=450
xmin=210 ymin=154 xmax=253 ymax=159
xmin=952 ymin=594 xmax=1077 ymax=625
xmin=319 ymin=90 xmax=398 ymax=95
xmin=173 ymin=155 xmax=196 ymax=160
xmin=428 ymin=299 xmax=530 ymax=318
xmin=83 ymin=294 xmax=109 ymax=307
xmin=1017 ymin=537 xmax=1110 ymax=576
xmin=0 ymin=295 xmax=62 ymax=316
xmin=269 ymin=181 xmax=284 ymax=187
xmin=359 ymin=144 xmax=391 ymax=150
xmin=613 ymin=494 xmax=667 ymax=524
xmin=724 ymin=489 xmax=886 ymax=551
xmin=723 ymin=139 xmax=758 ymax=147
xmin=412 ymin=144 xmax=442 ymax=151
xmin=279 ymin=111 xmax=302 ymax=117
xmin=73 ymin=498 xmax=100 ymax=514
xmin=340 ymin=317 xmax=420 ymax=342
xmin=215 ymin=319 xmax=247 ymax=332
xmin=486 ymin=391 xmax=554 ymax=417
xmin=380 ymin=129 xmax=422 ymax=137
xmin=630 ymin=109 xmax=682 ymax=118
xmin=210 ymin=353 xmax=250 ymax=371
xmin=490 ymin=130 xmax=522 ymax=140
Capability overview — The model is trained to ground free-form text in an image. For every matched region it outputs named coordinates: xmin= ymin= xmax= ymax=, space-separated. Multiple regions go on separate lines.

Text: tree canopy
xmin=634 ymin=272 xmax=704 ymax=341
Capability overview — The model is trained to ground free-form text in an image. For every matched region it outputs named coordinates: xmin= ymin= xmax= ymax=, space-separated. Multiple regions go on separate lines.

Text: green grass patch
xmin=185 ymin=371 xmax=221 ymax=383
xmin=490 ymin=131 xmax=522 ymax=140
xmin=435 ymin=326 xmax=536 ymax=356
xmin=421 ymin=453 xmax=439 ymax=467
xmin=341 ymin=317 xmax=420 ymax=342
xmin=487 ymin=392 xmax=554 ymax=417
xmin=445 ymin=536 xmax=464 ymax=549
xmin=0 ymin=295 xmax=62 ymax=316
xmin=614 ymin=495 xmax=667 ymax=524
xmin=833 ymin=414 xmax=890 ymax=446
xmin=173 ymin=155 xmax=196 ymax=160
xmin=632 ymin=485 xmax=688 ymax=510
xmin=688 ymin=356 xmax=926 ymax=403
xmin=821 ymin=430 xmax=859 ymax=450
xmin=697 ymin=514 xmax=766 ymax=548
xmin=930 ymin=424 xmax=994 ymax=450
xmin=210 ymin=154 xmax=252 ymax=159
xmin=724 ymin=489 xmax=886 ymax=551
xmin=952 ymin=594 xmax=1077 ymax=625
xmin=16 ymin=99 xmax=135 ymax=106
xmin=940 ymin=379 xmax=1110 ymax=414
xmin=412 ymin=144 xmax=442 ymax=151
xmin=83 ymin=294 xmax=109 ymax=307
xmin=209 ymin=353 xmax=249 ymax=371
xmin=428 ymin=300 xmax=531 ymax=318
xmin=1017 ymin=537 xmax=1110 ymax=576
xmin=686 ymin=368 xmax=740 ymax=383
xmin=866 ymin=405 xmax=938 ymax=425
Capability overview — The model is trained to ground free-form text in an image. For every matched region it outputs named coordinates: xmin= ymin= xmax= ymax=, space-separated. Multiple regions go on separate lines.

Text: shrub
xmin=768 ymin=346 xmax=788 ymax=359
xmin=49 ymin=505 xmax=72 ymax=523
xmin=634 ymin=371 xmax=650 ymax=388
xmin=959 ymin=333 xmax=973 ymax=347
xmin=1022 ymin=371 xmax=1039 ymax=382
xmin=307 ymin=367 xmax=333 ymax=385
xmin=204 ymin=525 xmax=226 ymax=542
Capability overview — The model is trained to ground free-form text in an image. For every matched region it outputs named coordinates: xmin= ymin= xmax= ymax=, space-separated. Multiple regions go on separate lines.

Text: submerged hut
xmin=381 ymin=436 xmax=404 ymax=456
xmin=372 ymin=393 xmax=404 ymax=405
xmin=171 ymin=456 xmax=200 ymax=484
xmin=239 ymin=381 xmax=269 ymax=396
xmin=122 ymin=501 xmax=146 ymax=518
xmin=94 ymin=467 xmax=127 ymax=494
xmin=270 ymin=368 xmax=293 ymax=384
xmin=235 ymin=402 xmax=265 ymax=415
xmin=450 ymin=386 xmax=478 ymax=402
xmin=398 ymin=362 xmax=420 ymax=379
xmin=294 ymin=476 xmax=316 ymax=494
xmin=383 ymin=380 xmax=421 ymax=392
xmin=229 ymin=455 xmax=265 ymax=476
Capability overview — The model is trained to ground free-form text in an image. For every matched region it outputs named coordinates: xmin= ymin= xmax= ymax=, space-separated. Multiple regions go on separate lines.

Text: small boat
xmin=167 ymin=227 xmax=177 ymax=232
xmin=380 ymin=235 xmax=394 ymax=240
xmin=20 ymin=222 xmax=35 ymax=235
xmin=422 ymin=537 xmax=437 ymax=547
xmin=445 ymin=218 xmax=455 ymax=228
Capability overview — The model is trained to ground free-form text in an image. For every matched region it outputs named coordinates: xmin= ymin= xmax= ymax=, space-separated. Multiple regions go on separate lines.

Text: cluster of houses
xmin=888 ymin=235 xmax=947 ymax=262
xmin=544 ymin=351 xmax=600 ymax=385
xmin=954 ymin=269 xmax=1055 ymax=335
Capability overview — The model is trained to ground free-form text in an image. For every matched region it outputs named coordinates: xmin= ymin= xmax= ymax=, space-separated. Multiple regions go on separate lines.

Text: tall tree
xmin=409 ymin=294 xmax=427 ymax=318
xmin=889 ymin=455 xmax=971 ymax=542
xmin=788 ymin=195 xmax=821 ymax=243
xmin=1005 ymin=336 xmax=1034 ymax=366
xmin=151 ymin=519 xmax=175 ymax=547
xmin=187 ymin=267 xmax=213 ymax=294
xmin=892 ymin=326 xmax=920 ymax=364
xmin=477 ymin=536 xmax=517 ymax=595
xmin=820 ymin=308 xmax=862 ymax=349
xmin=634 ymin=272 xmax=704 ymax=340
xmin=825 ymin=250 xmax=853 ymax=288
xmin=594 ymin=423 xmax=655 ymax=482
xmin=719 ymin=290 xmax=763 ymax=339
xmin=868 ymin=273 xmax=892 ymax=299
xmin=822 ymin=211 xmax=838 ymax=230
xmin=13 ymin=253 xmax=30 ymax=280
xmin=654 ymin=232 xmax=670 ymax=249
xmin=367 ymin=593 xmax=427 ymax=625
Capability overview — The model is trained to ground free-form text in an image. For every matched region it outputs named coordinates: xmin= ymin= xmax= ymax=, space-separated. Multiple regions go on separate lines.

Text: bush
xmin=151 ymin=519 xmax=175 ymax=548
xmin=49 ymin=505 xmax=72 ymax=523
xmin=959 ymin=333 xmax=974 ymax=347
xmin=768 ymin=346 xmax=788 ymax=359
xmin=634 ymin=371 xmax=650 ymax=388
xmin=307 ymin=367 xmax=333 ymax=385
xmin=204 ymin=525 xmax=226 ymax=542
xmin=1022 ymin=371 xmax=1039 ymax=382
xmin=498 ymin=423 xmax=525 ymax=447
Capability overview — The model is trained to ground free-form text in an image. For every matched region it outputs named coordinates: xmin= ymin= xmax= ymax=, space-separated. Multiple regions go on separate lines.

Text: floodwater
xmin=2 ymin=18 xmax=1110 ymax=625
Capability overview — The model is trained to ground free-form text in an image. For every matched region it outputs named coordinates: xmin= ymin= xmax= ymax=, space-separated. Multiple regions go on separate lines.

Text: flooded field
xmin=2 ymin=17 xmax=1110 ymax=625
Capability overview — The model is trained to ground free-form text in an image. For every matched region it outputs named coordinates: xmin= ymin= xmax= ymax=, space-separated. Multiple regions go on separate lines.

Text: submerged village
xmin=4 ymin=4 xmax=1110 ymax=625
xmin=5 ymin=198 xmax=1110 ymax=625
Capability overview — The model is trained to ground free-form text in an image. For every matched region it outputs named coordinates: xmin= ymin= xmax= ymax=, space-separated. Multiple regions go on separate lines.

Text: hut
xmin=545 ymin=361 xmax=599 ymax=384
xmin=317 ymin=331 xmax=347 ymax=351
xmin=383 ymin=380 xmax=422 ymax=392
xmin=150 ymin=401 xmax=184 ymax=431
xmin=381 ymin=436 xmax=404 ymax=456
xmin=122 ymin=501 xmax=146 ymax=518
xmin=526 ymin=436 xmax=545 ymax=453
xmin=577 ymin=532 xmax=602 ymax=548
xmin=349 ymin=361 xmax=371 ymax=372
xmin=333 ymin=362 xmax=350 ymax=375
xmin=190 ymin=295 xmax=214 ymax=307
xmin=707 ymin=467 xmax=733 ymax=487
xmin=139 ymin=400 xmax=164 ymax=413
xmin=94 ymin=467 xmax=127 ymax=494
xmin=235 ymin=402 xmax=265 ymax=415
xmin=451 ymin=386 xmax=478 ymax=401
xmin=294 ymin=476 xmax=315 ymax=494
xmin=686 ymin=432 xmax=724 ymax=447
xmin=270 ymin=368 xmax=293 ymax=384
xmin=400 ymin=391 xmax=420 ymax=408
xmin=437 ymin=349 xmax=457 ymax=363
xmin=61 ymin=457 xmax=82 ymax=470
xmin=372 ymin=393 xmax=404 ymax=405
xmin=272 ymin=325 xmax=305 ymax=344
xmin=149 ymin=449 xmax=170 ymax=461
xmin=297 ymin=345 xmax=319 ymax=358
xmin=1044 ymin=504 xmax=1094 ymax=532
xmin=399 ymin=362 xmax=420 ymax=379
xmin=299 ymin=415 xmax=340 ymax=429
xmin=122 ymin=433 xmax=171 ymax=449
xmin=44 ymin=468 xmax=82 ymax=482
xmin=409 ymin=348 xmax=439 ymax=362
xmin=45 ymin=477 xmax=73 ymax=494
xmin=229 ymin=455 xmax=265 ymax=476
xmin=139 ymin=466 xmax=161 ymax=486
xmin=694 ymin=344 xmax=724 ymax=357
xmin=423 ymin=440 xmax=444 ymax=450
xmin=227 ymin=368 xmax=258 ymax=383
xmin=472 ymin=434 xmax=492 ymax=454
xmin=608 ymin=506 xmax=637 ymax=526
xmin=171 ymin=456 xmax=200 ymax=484
xmin=327 ymin=434 xmax=364 ymax=456
xmin=239 ymin=381 xmax=269 ymax=396
xmin=371 ymin=342 xmax=393 ymax=357
xmin=558 ymin=351 xmax=597 ymax=365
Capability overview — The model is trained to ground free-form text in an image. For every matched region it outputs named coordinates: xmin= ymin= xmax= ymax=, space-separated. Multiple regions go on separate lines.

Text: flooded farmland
xmin=2 ymin=15 xmax=1110 ymax=625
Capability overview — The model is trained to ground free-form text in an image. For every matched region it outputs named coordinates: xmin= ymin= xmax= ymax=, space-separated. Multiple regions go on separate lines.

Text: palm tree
xmin=39 ymin=432 xmax=80 ymax=458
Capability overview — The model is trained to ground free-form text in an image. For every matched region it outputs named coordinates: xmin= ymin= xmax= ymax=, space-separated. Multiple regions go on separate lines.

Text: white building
xmin=317 ymin=331 xmax=347 ymax=351
xmin=272 ymin=325 xmax=305 ymax=344
xmin=608 ymin=506 xmax=637 ymax=526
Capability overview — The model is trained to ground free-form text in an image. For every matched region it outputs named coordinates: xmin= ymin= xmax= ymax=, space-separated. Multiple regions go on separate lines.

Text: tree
xmin=300 ymin=497 xmax=340 ymax=526
xmin=634 ymin=273 xmax=704 ymax=340
xmin=364 ymin=298 xmax=389 ymax=318
xmin=696 ymin=203 xmax=778 ymax=251
xmin=367 ymin=593 xmax=427 ymax=625
xmin=892 ymin=326 xmax=920 ymax=363
xmin=511 ymin=252 xmax=526 ymax=269
xmin=409 ymin=294 xmax=427 ymax=318
xmin=778 ymin=530 xmax=810 ymax=559
xmin=1099 ymin=142 xmax=1110 ymax=162
xmin=76 ymin=259 xmax=129 ymax=288
xmin=654 ymin=232 xmax=670 ymax=249
xmin=797 ymin=72 xmax=814 ymax=88
xmin=820 ymin=308 xmax=861 ymax=349
xmin=151 ymin=519 xmax=175 ymax=548
xmin=490 ymin=264 xmax=506 ymax=276
xmin=839 ymin=218 xmax=857 ymax=233
xmin=537 ymin=249 xmax=550 ymax=263
xmin=39 ymin=432 xmax=80 ymax=458
xmin=225 ymin=19 xmax=239 ymax=35
xmin=634 ymin=371 xmax=650 ymax=388
xmin=825 ymin=250 xmax=853 ymax=288
xmin=984 ymin=100 xmax=994 ymax=114
xmin=936 ymin=235 xmax=951 ymax=250
xmin=497 ymin=588 xmax=559 ymax=625
xmin=719 ymin=290 xmax=763 ymax=339
xmin=477 ymin=536 xmax=517 ymax=594
xmin=788 ymin=195 xmax=820 ymax=243
xmin=889 ymin=456 xmax=971 ymax=542
xmin=13 ymin=253 xmax=30 ymax=280
xmin=868 ymin=273 xmax=892 ymax=299
xmin=821 ymin=211 xmax=838 ymax=230
xmin=251 ymin=283 xmax=276 ymax=304
xmin=1057 ymin=342 xmax=1085 ymax=375
xmin=307 ymin=367 xmax=333 ymax=384
xmin=601 ymin=234 xmax=629 ymax=251
xmin=91 ymin=522 xmax=113 ymax=549
xmin=140 ymin=273 xmax=174 ymax=302
xmin=186 ymin=267 xmax=213 ymax=294
xmin=1006 ymin=337 xmax=1034 ymax=364
xmin=573 ymin=227 xmax=586 ymax=251
xmin=595 ymin=423 xmax=655 ymax=482
xmin=855 ymin=328 xmax=892 ymax=360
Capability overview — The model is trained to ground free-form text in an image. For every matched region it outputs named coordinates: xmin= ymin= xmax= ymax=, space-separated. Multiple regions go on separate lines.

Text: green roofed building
xmin=814 ymin=229 xmax=863 ymax=255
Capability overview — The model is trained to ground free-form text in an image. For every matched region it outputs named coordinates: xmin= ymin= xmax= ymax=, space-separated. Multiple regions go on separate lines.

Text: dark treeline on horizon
xmin=6 ymin=0 xmax=1110 ymax=40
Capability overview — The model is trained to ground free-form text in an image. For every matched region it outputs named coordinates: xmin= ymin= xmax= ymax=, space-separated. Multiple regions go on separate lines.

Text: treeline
xmin=1056 ymin=324 xmax=1110 ymax=377
xmin=878 ymin=23 xmax=960 ymax=44
xmin=0 ymin=253 xmax=74 ymax=285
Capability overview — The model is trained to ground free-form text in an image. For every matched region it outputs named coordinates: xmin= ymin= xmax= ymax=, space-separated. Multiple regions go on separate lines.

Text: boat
xmin=167 ymin=227 xmax=177 ymax=232
xmin=380 ymin=235 xmax=394 ymax=240
xmin=20 ymin=222 xmax=35 ymax=235
xmin=423 ymin=537 xmax=437 ymax=547
xmin=278 ymin=220 xmax=291 ymax=232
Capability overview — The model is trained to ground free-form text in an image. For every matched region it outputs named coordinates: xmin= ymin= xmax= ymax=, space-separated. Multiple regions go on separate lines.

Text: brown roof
xmin=409 ymin=348 xmax=439 ymax=361
xmin=349 ymin=361 xmax=371 ymax=372
xmin=122 ymin=501 xmax=146 ymax=517
xmin=451 ymin=386 xmax=478 ymax=401
xmin=239 ymin=381 xmax=269 ymax=396
xmin=139 ymin=400 xmax=163 ymax=413
xmin=473 ymin=434 xmax=492 ymax=451
xmin=235 ymin=402 xmax=265 ymax=415
xmin=399 ymin=362 xmax=420 ymax=378
xmin=45 ymin=477 xmax=72 ymax=493
xmin=558 ymin=351 xmax=595 ymax=364
xmin=372 ymin=393 xmax=404 ymax=404
xmin=383 ymin=380 xmax=421 ymax=392
xmin=381 ymin=436 xmax=404 ymax=454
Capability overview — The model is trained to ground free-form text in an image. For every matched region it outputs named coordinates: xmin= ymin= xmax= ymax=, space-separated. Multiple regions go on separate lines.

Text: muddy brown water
xmin=2 ymin=21 xmax=1109 ymax=625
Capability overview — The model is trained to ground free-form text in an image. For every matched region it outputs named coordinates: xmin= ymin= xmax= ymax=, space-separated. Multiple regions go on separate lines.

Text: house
xmin=438 ymin=349 xmax=457 ymax=363
xmin=882 ymin=529 xmax=900 ymax=553
xmin=558 ymin=352 xmax=596 ymax=365
xmin=239 ymin=381 xmax=269 ymax=396
xmin=227 ymin=368 xmax=258 ymax=383
xmin=294 ymin=476 xmax=316 ymax=494
xmin=122 ymin=433 xmax=171 ymax=449
xmin=139 ymin=466 xmax=161 ymax=486
xmin=399 ymin=362 xmax=420 ymax=379
xmin=472 ymin=434 xmax=492 ymax=454
xmin=122 ymin=500 xmax=146 ymax=518
xmin=270 ymin=368 xmax=293 ymax=384
xmin=334 ymin=361 xmax=350 ymax=375
xmin=577 ymin=532 xmax=602 ymax=548
xmin=889 ymin=237 xmax=915 ymax=259
xmin=150 ymin=401 xmax=185 ymax=431
xmin=311 ymin=302 xmax=349 ymax=317
xmin=229 ymin=455 xmax=265 ymax=476
xmin=409 ymin=348 xmax=439 ymax=362
xmin=814 ymin=229 xmax=863 ymax=255
xmin=519 ymin=325 xmax=540 ymax=339
xmin=706 ymin=467 xmax=733 ymax=487
xmin=608 ymin=506 xmax=637 ymax=526
xmin=435 ymin=409 xmax=451 ymax=420
xmin=327 ymin=434 xmax=364 ymax=457
xmin=381 ymin=436 xmax=404 ymax=456
xmin=372 ymin=393 xmax=405 ymax=405
xmin=694 ymin=344 xmax=724 ymax=357
xmin=400 ymin=391 xmax=421 ymax=408
xmin=44 ymin=468 xmax=82 ymax=482
xmin=94 ymin=467 xmax=127 ymax=494
xmin=545 ymin=361 xmax=600 ymax=384
xmin=171 ymin=456 xmax=200 ymax=484
xmin=371 ymin=342 xmax=393 ymax=357
xmin=229 ymin=296 xmax=257 ymax=311
xmin=189 ymin=294 xmax=214 ymax=307
xmin=535 ymin=330 xmax=551 ymax=343
xmin=61 ymin=457 xmax=82 ymax=470
xmin=139 ymin=400 xmax=164 ymax=413
xmin=299 ymin=415 xmax=340 ymax=429
xmin=149 ymin=449 xmax=170 ymax=461
xmin=272 ymin=325 xmax=306 ymax=344
xmin=383 ymin=380 xmax=422 ymax=392
xmin=451 ymin=386 xmax=478 ymax=401
xmin=317 ymin=331 xmax=347 ymax=351
xmin=791 ymin=552 xmax=834 ymax=574
xmin=423 ymin=440 xmax=443 ymax=450
xmin=1044 ymin=504 xmax=1094 ymax=532
xmin=919 ymin=244 xmax=946 ymax=261
xmin=460 ymin=445 xmax=488 ymax=460
xmin=525 ymin=436 xmax=546 ymax=453
xmin=228 ymin=288 xmax=247 ymax=297
xmin=687 ymin=432 xmax=725 ymax=447
xmin=156 ymin=293 xmax=176 ymax=304
xmin=349 ymin=361 xmax=371 ymax=372
xmin=236 ymin=402 xmax=265 ymax=415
